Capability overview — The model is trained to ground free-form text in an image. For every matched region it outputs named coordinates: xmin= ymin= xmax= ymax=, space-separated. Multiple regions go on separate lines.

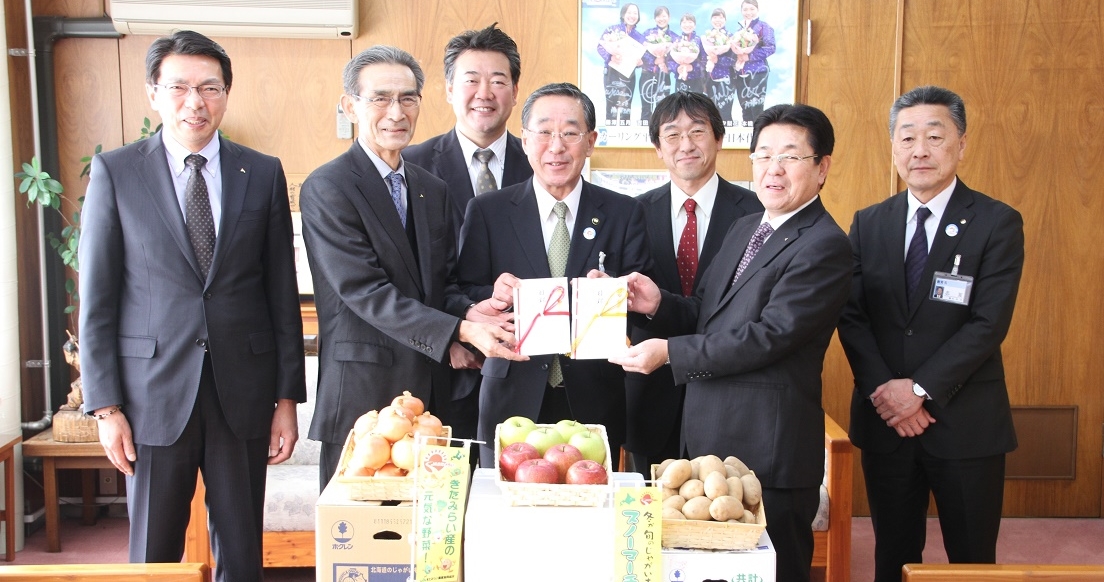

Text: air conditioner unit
xmin=109 ymin=0 xmax=357 ymax=40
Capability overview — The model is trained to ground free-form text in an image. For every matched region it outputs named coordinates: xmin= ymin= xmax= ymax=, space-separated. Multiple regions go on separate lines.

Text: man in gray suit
xmin=404 ymin=23 xmax=533 ymax=446
xmin=614 ymin=104 xmax=851 ymax=582
xmin=80 ymin=31 xmax=305 ymax=582
xmin=625 ymin=91 xmax=762 ymax=473
xmin=300 ymin=46 xmax=522 ymax=490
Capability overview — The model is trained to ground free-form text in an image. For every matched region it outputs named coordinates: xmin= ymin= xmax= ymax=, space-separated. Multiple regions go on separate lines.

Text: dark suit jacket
xmin=456 ymin=179 xmax=653 ymax=453
xmin=648 ymin=198 xmax=851 ymax=488
xmin=839 ymin=179 xmax=1023 ymax=459
xmin=79 ymin=133 xmax=306 ymax=446
xmin=403 ymin=130 xmax=532 ymax=233
xmin=625 ymin=178 xmax=762 ymax=457
xmin=300 ymin=143 xmax=471 ymax=445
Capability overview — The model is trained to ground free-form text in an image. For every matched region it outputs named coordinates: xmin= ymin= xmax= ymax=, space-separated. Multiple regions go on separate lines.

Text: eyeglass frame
xmin=522 ymin=127 xmax=589 ymax=144
xmin=659 ymin=128 xmax=715 ymax=145
xmin=748 ymin=152 xmax=820 ymax=167
xmin=350 ymin=93 xmax=422 ymax=110
xmin=153 ymin=83 xmax=228 ymax=99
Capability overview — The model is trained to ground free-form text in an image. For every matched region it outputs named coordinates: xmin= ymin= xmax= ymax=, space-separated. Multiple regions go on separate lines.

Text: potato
xmin=662 ymin=494 xmax=686 ymax=511
xmin=739 ymin=509 xmax=757 ymax=524
xmin=696 ymin=455 xmax=726 ymax=482
xmin=655 ymin=458 xmax=676 ymax=479
xmin=660 ymin=459 xmax=692 ymax=489
xmin=740 ymin=473 xmax=762 ymax=506
xmin=726 ymin=476 xmax=744 ymax=504
xmin=703 ymin=472 xmax=729 ymax=499
xmin=709 ymin=496 xmax=743 ymax=522
xmin=681 ymin=496 xmax=713 ymax=521
xmin=662 ymin=486 xmax=680 ymax=499
xmin=662 ymin=507 xmax=686 ymax=520
xmin=689 ymin=457 xmax=701 ymax=480
xmin=678 ymin=478 xmax=705 ymax=499
xmin=725 ymin=464 xmax=741 ymax=478
xmin=724 ymin=456 xmax=750 ymax=477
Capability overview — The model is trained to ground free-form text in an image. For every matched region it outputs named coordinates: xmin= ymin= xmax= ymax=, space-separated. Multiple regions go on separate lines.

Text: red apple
xmin=543 ymin=444 xmax=584 ymax=482
xmin=498 ymin=442 xmax=541 ymax=481
xmin=514 ymin=458 xmax=560 ymax=484
xmin=565 ymin=460 xmax=608 ymax=485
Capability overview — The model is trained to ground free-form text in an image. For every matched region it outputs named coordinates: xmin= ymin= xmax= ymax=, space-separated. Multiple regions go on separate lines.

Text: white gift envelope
xmin=571 ymin=277 xmax=629 ymax=359
xmin=513 ymin=277 xmax=571 ymax=356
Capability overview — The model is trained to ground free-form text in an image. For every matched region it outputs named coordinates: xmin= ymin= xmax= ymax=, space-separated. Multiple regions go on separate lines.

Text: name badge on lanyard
xmin=930 ymin=254 xmax=972 ymax=306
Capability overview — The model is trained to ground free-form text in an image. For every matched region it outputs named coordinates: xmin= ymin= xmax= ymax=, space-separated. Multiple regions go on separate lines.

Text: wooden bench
xmin=0 ymin=562 xmax=209 ymax=581
xmin=813 ymin=412 xmax=853 ymax=582
xmin=902 ymin=564 xmax=1104 ymax=581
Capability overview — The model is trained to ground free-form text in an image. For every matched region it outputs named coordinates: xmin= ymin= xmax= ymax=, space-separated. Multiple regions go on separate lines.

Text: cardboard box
xmin=464 ymin=468 xmax=644 ymax=582
xmin=663 ymin=531 xmax=776 ymax=582
xmin=315 ymin=478 xmax=414 ymax=582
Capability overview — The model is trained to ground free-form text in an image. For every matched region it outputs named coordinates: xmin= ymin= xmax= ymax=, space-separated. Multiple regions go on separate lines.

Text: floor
xmin=5 ymin=513 xmax=1104 ymax=580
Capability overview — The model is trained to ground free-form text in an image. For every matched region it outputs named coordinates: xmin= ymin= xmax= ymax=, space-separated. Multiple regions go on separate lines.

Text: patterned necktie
xmin=184 ymin=154 xmax=215 ymax=279
xmin=676 ymin=198 xmax=699 ymax=296
xmin=905 ymin=207 xmax=932 ymax=301
xmin=732 ymin=222 xmax=774 ymax=285
xmin=473 ymin=149 xmax=498 ymax=195
xmin=387 ymin=171 xmax=406 ymax=228
xmin=547 ymin=201 xmax=570 ymax=387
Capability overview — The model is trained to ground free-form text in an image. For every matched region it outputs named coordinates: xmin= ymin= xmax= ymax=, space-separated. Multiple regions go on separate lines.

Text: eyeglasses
xmin=154 ymin=84 xmax=227 ymax=99
xmin=351 ymin=94 xmax=422 ymax=109
xmin=523 ymin=128 xmax=587 ymax=144
xmin=748 ymin=152 xmax=818 ymax=167
xmin=660 ymin=128 xmax=713 ymax=145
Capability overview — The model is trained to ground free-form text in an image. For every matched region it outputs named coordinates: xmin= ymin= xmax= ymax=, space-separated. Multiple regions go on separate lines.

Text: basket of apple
xmin=651 ymin=455 xmax=766 ymax=550
xmin=335 ymin=390 xmax=451 ymax=501
xmin=494 ymin=417 xmax=613 ymax=507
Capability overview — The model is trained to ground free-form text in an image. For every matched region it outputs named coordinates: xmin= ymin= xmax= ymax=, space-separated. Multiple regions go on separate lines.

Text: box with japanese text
xmin=316 ymin=478 xmax=413 ymax=582
xmin=662 ymin=531 xmax=776 ymax=582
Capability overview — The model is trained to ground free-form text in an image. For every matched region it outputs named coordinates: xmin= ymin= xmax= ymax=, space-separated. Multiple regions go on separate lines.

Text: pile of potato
xmin=655 ymin=455 xmax=762 ymax=524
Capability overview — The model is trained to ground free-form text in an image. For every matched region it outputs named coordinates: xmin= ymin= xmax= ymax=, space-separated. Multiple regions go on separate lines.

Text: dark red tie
xmin=676 ymin=198 xmax=699 ymax=296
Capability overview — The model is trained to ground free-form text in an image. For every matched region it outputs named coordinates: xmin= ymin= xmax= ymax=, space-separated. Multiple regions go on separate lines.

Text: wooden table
xmin=22 ymin=430 xmax=115 ymax=552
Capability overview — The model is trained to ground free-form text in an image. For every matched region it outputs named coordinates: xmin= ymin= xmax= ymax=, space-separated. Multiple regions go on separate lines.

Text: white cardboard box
xmin=315 ymin=479 xmax=414 ymax=582
xmin=663 ymin=531 xmax=776 ymax=582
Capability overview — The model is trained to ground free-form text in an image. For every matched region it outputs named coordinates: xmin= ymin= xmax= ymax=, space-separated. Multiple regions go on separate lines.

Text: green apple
xmin=499 ymin=416 xmax=536 ymax=448
xmin=569 ymin=430 xmax=607 ymax=465
xmin=554 ymin=419 xmax=589 ymax=441
xmin=524 ymin=427 xmax=567 ymax=456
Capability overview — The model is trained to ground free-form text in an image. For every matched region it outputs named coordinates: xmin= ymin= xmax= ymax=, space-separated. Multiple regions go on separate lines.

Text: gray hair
xmin=889 ymin=85 xmax=966 ymax=137
xmin=343 ymin=45 xmax=425 ymax=97
xmin=521 ymin=83 xmax=597 ymax=132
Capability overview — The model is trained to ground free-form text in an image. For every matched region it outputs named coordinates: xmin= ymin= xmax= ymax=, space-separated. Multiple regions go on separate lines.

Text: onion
xmin=352 ymin=434 xmax=391 ymax=470
xmin=391 ymin=390 xmax=425 ymax=416
xmin=377 ymin=462 xmax=405 ymax=477
xmin=390 ymin=433 xmax=416 ymax=471
xmin=373 ymin=407 xmax=413 ymax=443
xmin=352 ymin=410 xmax=379 ymax=440
xmin=413 ymin=412 xmax=446 ymax=445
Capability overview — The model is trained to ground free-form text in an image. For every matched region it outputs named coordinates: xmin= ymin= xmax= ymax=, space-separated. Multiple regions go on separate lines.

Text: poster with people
xmin=581 ymin=0 xmax=798 ymax=148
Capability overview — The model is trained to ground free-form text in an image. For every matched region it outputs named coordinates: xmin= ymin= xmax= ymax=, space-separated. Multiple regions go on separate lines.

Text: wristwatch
xmin=912 ymin=382 xmax=931 ymax=400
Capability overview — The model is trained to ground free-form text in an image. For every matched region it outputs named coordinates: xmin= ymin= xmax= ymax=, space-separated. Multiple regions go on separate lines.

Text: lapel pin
xmin=591 ymin=217 xmax=599 ymax=225
xmin=583 ymin=227 xmax=596 ymax=240
xmin=239 ymin=168 xmax=246 ymax=173
xmin=960 ymin=219 xmax=966 ymax=224
xmin=945 ymin=224 xmax=959 ymax=237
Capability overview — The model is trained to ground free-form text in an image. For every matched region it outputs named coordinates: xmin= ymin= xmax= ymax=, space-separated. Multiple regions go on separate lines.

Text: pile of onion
xmin=343 ymin=390 xmax=448 ymax=477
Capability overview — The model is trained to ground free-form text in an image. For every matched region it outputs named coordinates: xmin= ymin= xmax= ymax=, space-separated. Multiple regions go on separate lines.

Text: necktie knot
xmin=474 ymin=149 xmax=494 ymax=164
xmin=915 ymin=206 xmax=931 ymax=225
xmin=387 ymin=172 xmax=406 ymax=228
xmin=684 ymin=198 xmax=696 ymax=214
xmin=185 ymin=154 xmax=207 ymax=171
xmin=473 ymin=149 xmax=498 ymax=195
xmin=552 ymin=201 xmax=568 ymax=220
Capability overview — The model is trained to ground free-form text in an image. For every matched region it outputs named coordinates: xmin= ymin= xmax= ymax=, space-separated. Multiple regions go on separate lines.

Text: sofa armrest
xmin=822 ymin=412 xmax=853 ymax=582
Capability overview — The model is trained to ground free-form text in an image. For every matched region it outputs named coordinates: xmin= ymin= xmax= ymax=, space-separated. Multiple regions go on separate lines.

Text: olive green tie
xmin=547 ymin=201 xmax=570 ymax=387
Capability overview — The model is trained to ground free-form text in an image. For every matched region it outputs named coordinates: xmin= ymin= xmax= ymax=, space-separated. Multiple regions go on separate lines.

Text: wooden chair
xmin=902 ymin=564 xmax=1104 ymax=581
xmin=0 ymin=562 xmax=208 ymax=581
xmin=0 ymin=434 xmax=21 ymax=562
xmin=812 ymin=413 xmax=853 ymax=582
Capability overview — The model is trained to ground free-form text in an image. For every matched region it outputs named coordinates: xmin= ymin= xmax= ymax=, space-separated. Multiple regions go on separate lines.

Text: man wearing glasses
xmin=612 ymin=104 xmax=851 ymax=582
xmin=624 ymin=91 xmax=762 ymax=474
xmin=80 ymin=31 xmax=305 ymax=581
xmin=455 ymin=83 xmax=652 ymax=468
xmin=300 ymin=46 xmax=524 ymax=490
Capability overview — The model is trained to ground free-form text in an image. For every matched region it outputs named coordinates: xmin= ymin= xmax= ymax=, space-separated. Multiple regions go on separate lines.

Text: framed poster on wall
xmin=580 ymin=0 xmax=799 ymax=149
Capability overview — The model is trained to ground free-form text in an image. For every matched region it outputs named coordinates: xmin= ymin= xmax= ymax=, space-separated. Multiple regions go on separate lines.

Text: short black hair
xmin=750 ymin=103 xmax=835 ymax=163
xmin=620 ymin=3 xmax=640 ymax=25
xmin=443 ymin=23 xmax=522 ymax=85
xmin=145 ymin=30 xmax=232 ymax=88
xmin=649 ymin=91 xmax=724 ymax=146
xmin=521 ymin=83 xmax=597 ymax=133
xmin=889 ymin=85 xmax=967 ymax=137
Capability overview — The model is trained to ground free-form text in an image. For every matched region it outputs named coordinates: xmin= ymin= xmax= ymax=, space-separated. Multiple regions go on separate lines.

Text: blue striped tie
xmin=905 ymin=207 xmax=931 ymax=301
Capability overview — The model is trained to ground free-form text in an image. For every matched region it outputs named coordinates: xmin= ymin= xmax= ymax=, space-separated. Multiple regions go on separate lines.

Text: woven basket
xmin=652 ymin=464 xmax=767 ymax=550
xmin=335 ymin=425 xmax=452 ymax=501
xmin=52 ymin=409 xmax=98 ymax=443
xmin=494 ymin=423 xmax=613 ymax=507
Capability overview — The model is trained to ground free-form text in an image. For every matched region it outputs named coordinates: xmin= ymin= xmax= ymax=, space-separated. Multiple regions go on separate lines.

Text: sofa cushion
xmin=264 ymin=463 xmax=318 ymax=532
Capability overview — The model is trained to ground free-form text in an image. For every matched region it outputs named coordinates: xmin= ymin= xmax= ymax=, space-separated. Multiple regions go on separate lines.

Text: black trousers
xmin=762 ymin=485 xmax=820 ymax=582
xmin=127 ymin=355 xmax=269 ymax=582
xmin=862 ymin=439 xmax=1006 ymax=582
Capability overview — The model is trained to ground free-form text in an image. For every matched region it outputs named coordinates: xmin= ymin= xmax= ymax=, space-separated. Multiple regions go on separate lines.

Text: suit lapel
xmin=208 ymin=137 xmax=247 ymax=286
xmin=349 ymin=145 xmax=422 ymax=289
xmin=502 ymin=133 xmax=531 ymax=186
xmin=878 ymin=193 xmax=910 ymax=317
xmin=509 ymin=181 xmax=552 ymax=277
xmin=908 ymin=181 xmax=975 ymax=319
xmin=566 ymin=183 xmax=604 ymax=276
xmin=136 ymin=134 xmax=205 ymax=282
xmin=406 ymin=167 xmax=433 ymax=298
xmin=646 ymin=187 xmax=680 ymax=292
xmin=439 ymin=131 xmax=476 ymax=221
xmin=699 ymin=181 xmax=744 ymax=289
